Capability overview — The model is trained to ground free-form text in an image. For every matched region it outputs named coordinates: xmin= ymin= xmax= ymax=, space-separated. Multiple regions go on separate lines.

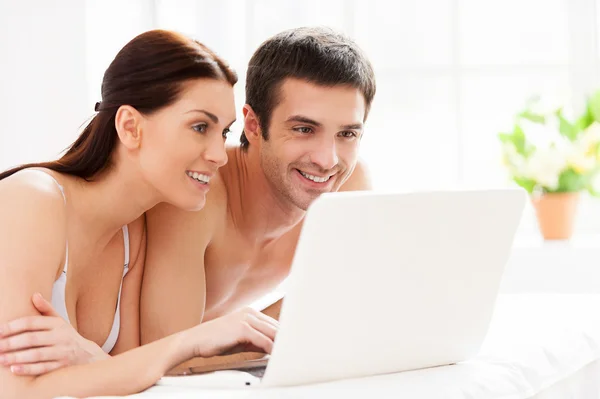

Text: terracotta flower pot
xmin=530 ymin=192 xmax=580 ymax=240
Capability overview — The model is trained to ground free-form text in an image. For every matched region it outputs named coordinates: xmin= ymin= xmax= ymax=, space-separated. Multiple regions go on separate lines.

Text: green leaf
xmin=497 ymin=124 xmax=533 ymax=157
xmin=588 ymin=90 xmax=600 ymax=122
xmin=575 ymin=105 xmax=595 ymax=131
xmin=518 ymin=110 xmax=546 ymax=124
xmin=554 ymin=168 xmax=587 ymax=192
xmin=594 ymin=142 xmax=600 ymax=158
xmin=555 ymin=109 xmax=578 ymax=141
xmin=512 ymin=124 xmax=527 ymax=154
xmin=588 ymin=179 xmax=600 ymax=197
xmin=512 ymin=176 xmax=537 ymax=193
xmin=498 ymin=132 xmax=513 ymax=144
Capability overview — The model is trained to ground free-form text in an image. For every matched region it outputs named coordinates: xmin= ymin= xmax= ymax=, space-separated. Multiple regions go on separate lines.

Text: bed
xmin=67 ymin=293 xmax=600 ymax=399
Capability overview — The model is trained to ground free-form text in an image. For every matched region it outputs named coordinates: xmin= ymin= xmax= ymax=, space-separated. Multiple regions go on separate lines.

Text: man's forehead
xmin=274 ymin=78 xmax=366 ymax=124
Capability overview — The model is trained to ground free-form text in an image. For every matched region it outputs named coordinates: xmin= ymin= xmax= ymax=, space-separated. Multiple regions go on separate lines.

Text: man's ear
xmin=242 ymin=104 xmax=262 ymax=145
xmin=114 ymin=105 xmax=143 ymax=149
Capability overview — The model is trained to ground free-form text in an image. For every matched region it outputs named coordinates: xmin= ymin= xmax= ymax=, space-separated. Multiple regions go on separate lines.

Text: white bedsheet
xmin=59 ymin=293 xmax=600 ymax=399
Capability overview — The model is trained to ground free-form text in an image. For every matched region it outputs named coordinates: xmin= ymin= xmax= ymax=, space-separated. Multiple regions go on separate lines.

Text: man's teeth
xmin=187 ymin=171 xmax=210 ymax=184
xmin=299 ymin=170 xmax=331 ymax=183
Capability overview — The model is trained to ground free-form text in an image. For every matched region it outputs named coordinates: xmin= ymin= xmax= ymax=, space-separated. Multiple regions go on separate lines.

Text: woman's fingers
xmin=0 ymin=345 xmax=65 ymax=366
xmin=31 ymin=293 xmax=61 ymax=317
xmin=0 ymin=331 xmax=55 ymax=353
xmin=0 ymin=316 xmax=60 ymax=339
xmin=9 ymin=360 xmax=64 ymax=376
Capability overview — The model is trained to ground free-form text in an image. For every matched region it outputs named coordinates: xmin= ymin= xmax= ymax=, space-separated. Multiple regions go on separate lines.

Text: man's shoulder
xmin=225 ymin=144 xmax=241 ymax=158
xmin=339 ymin=158 xmax=372 ymax=192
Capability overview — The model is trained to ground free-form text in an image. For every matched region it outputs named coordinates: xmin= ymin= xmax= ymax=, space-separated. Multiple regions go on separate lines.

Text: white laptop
xmin=158 ymin=188 xmax=526 ymax=389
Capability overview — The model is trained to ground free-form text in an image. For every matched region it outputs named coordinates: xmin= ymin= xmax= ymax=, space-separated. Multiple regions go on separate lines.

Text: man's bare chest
xmin=201 ymin=234 xmax=295 ymax=319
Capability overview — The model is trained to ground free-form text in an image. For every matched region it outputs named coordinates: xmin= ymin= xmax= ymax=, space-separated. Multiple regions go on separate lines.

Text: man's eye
xmin=192 ymin=123 xmax=208 ymax=133
xmin=294 ymin=127 xmax=313 ymax=134
xmin=340 ymin=131 xmax=357 ymax=138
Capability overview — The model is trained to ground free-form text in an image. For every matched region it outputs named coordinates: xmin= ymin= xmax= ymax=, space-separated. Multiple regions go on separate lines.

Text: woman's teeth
xmin=299 ymin=170 xmax=331 ymax=183
xmin=187 ymin=171 xmax=210 ymax=184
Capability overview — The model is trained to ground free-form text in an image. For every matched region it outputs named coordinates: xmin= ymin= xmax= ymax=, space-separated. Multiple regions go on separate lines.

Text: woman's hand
xmin=190 ymin=307 xmax=279 ymax=358
xmin=0 ymin=293 xmax=109 ymax=375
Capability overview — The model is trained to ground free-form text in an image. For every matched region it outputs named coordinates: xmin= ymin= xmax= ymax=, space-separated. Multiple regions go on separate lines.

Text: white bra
xmin=51 ymin=226 xmax=130 ymax=353
xmin=26 ymin=169 xmax=130 ymax=354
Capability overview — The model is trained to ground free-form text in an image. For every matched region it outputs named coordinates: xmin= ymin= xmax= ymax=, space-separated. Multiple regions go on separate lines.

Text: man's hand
xmin=0 ymin=293 xmax=109 ymax=375
xmin=192 ymin=307 xmax=278 ymax=358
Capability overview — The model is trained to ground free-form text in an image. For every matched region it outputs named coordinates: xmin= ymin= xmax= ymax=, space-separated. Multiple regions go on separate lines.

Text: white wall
xmin=0 ymin=0 xmax=88 ymax=170
xmin=1 ymin=1 xmax=599 ymax=236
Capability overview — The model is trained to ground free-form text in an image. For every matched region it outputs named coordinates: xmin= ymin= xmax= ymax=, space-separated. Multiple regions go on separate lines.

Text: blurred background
xmin=1 ymin=0 xmax=600 ymax=237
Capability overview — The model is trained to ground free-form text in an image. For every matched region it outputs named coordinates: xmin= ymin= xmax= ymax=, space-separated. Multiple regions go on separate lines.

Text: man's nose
xmin=309 ymin=136 xmax=338 ymax=171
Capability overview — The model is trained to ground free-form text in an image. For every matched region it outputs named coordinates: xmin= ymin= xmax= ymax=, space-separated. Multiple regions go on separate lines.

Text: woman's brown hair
xmin=0 ymin=29 xmax=237 ymax=181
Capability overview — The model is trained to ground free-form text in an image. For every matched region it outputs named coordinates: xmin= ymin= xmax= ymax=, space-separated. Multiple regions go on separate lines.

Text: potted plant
xmin=498 ymin=92 xmax=600 ymax=240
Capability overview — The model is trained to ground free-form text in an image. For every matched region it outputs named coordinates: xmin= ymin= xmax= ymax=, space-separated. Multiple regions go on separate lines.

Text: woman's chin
xmin=186 ymin=197 xmax=207 ymax=212
xmin=173 ymin=195 xmax=207 ymax=212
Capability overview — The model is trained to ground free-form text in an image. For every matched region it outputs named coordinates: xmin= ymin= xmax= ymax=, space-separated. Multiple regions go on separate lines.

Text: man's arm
xmin=161 ymin=161 xmax=373 ymax=371
xmin=140 ymin=202 xmax=216 ymax=345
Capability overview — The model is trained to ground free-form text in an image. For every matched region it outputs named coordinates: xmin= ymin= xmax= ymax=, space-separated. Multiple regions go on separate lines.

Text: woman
xmin=0 ymin=30 xmax=277 ymax=398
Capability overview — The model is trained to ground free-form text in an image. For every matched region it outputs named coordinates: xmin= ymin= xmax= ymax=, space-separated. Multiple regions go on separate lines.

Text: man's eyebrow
xmin=285 ymin=115 xmax=322 ymax=127
xmin=285 ymin=115 xmax=363 ymax=130
xmin=341 ymin=123 xmax=363 ymax=130
xmin=185 ymin=109 xmax=219 ymax=123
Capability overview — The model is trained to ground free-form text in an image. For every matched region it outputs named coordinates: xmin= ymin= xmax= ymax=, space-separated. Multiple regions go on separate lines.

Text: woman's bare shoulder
xmin=0 ymin=169 xmax=68 ymax=267
xmin=0 ymin=168 xmax=68 ymax=203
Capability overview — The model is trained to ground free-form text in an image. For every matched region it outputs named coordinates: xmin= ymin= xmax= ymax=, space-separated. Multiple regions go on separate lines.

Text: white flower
xmin=583 ymin=121 xmax=600 ymax=141
xmin=520 ymin=119 xmax=558 ymax=148
xmin=566 ymin=148 xmax=596 ymax=173
xmin=578 ymin=122 xmax=600 ymax=153
xmin=564 ymin=122 xmax=600 ymax=173
xmin=521 ymin=146 xmax=567 ymax=190
xmin=501 ymin=99 xmax=600 ymax=191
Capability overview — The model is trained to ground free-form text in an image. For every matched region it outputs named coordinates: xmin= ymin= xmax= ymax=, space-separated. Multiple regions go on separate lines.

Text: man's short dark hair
xmin=240 ymin=26 xmax=376 ymax=148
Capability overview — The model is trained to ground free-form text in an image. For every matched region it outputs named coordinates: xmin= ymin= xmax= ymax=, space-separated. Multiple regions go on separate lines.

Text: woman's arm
xmin=27 ymin=306 xmax=276 ymax=398
xmin=0 ymin=173 xmax=69 ymax=395
xmin=0 ymin=215 xmax=148 ymax=373
xmin=0 ymin=175 xmax=277 ymax=398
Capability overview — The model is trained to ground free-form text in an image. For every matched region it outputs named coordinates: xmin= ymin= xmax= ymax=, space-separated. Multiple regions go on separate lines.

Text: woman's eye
xmin=222 ymin=128 xmax=231 ymax=139
xmin=192 ymin=123 xmax=208 ymax=133
xmin=295 ymin=127 xmax=313 ymax=134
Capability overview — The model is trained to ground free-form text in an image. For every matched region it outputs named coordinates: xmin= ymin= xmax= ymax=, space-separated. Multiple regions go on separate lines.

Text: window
xmin=84 ymin=0 xmax=600 ymax=234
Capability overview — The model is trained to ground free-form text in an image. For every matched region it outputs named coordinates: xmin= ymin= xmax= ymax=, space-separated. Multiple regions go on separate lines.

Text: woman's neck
xmin=64 ymin=163 xmax=159 ymax=250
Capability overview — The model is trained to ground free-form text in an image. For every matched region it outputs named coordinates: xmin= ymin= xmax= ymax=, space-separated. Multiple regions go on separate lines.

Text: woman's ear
xmin=115 ymin=105 xmax=143 ymax=149
xmin=242 ymin=104 xmax=262 ymax=145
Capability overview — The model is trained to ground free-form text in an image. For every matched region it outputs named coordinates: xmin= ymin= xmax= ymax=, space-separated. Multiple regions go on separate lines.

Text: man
xmin=140 ymin=26 xmax=377 ymax=347
xmin=0 ymin=27 xmax=376 ymax=377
